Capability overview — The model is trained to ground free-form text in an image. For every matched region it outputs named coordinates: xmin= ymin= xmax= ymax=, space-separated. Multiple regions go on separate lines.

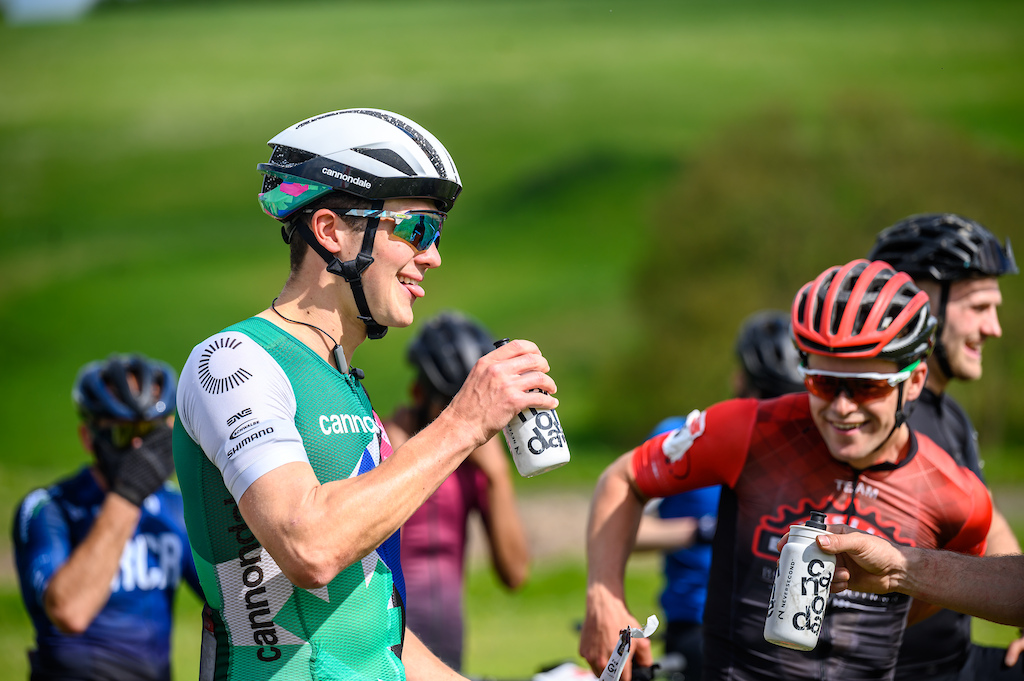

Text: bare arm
xmin=633 ymin=515 xmax=698 ymax=552
xmin=239 ymin=340 xmax=558 ymax=589
xmin=403 ymin=628 xmax=467 ymax=681
xmin=984 ymin=506 xmax=1021 ymax=556
xmin=472 ymin=437 xmax=530 ymax=589
xmin=44 ymin=491 xmax=140 ymax=633
xmin=579 ymin=452 xmax=652 ymax=681
xmin=806 ymin=525 xmax=1024 ymax=627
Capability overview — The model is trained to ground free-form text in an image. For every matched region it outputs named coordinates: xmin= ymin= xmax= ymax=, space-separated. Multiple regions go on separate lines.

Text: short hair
xmin=284 ymin=192 xmax=374 ymax=272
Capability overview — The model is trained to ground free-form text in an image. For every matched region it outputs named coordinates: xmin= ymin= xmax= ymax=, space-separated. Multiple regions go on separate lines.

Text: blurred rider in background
xmin=869 ymin=212 xmax=1023 ymax=681
xmin=385 ymin=311 xmax=530 ymax=671
xmin=632 ymin=309 xmax=803 ymax=681
xmin=12 ymin=354 xmax=200 ymax=681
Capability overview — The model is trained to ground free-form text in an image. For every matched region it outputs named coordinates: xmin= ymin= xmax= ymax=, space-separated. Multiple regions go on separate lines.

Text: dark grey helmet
xmin=408 ymin=312 xmax=494 ymax=399
xmin=734 ymin=310 xmax=804 ymax=398
xmin=72 ymin=354 xmax=177 ymax=423
xmin=868 ymin=213 xmax=1017 ymax=282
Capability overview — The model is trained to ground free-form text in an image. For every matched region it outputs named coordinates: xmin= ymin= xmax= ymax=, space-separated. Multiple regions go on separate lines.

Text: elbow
xmin=504 ymin=563 xmax=530 ymax=591
xmin=278 ymin=555 xmax=338 ymax=590
xmin=497 ymin=553 xmax=531 ymax=591
xmin=45 ymin=600 xmax=92 ymax=635
xmin=276 ymin=543 xmax=365 ymax=590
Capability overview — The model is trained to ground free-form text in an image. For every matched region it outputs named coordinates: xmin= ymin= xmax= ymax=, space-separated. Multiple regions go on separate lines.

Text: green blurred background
xmin=2 ymin=0 xmax=1023 ymax=678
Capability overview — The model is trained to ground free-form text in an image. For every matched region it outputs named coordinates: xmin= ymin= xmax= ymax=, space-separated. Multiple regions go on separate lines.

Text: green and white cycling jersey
xmin=174 ymin=317 xmax=405 ymax=681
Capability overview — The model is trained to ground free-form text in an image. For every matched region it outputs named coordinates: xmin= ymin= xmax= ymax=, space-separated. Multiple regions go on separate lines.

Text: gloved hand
xmin=695 ymin=514 xmax=718 ymax=544
xmin=109 ymin=424 xmax=175 ymax=507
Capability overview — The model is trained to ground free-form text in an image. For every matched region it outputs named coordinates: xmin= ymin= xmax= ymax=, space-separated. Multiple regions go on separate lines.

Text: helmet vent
xmin=353 ymin=147 xmax=416 ymax=176
xmin=351 ymin=109 xmax=449 ymax=179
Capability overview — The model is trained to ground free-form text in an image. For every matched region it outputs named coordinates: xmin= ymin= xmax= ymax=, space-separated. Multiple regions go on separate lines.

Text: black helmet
xmin=408 ymin=312 xmax=494 ymax=399
xmin=867 ymin=213 xmax=1017 ymax=282
xmin=868 ymin=213 xmax=1015 ymax=381
xmin=734 ymin=310 xmax=805 ymax=398
xmin=72 ymin=354 xmax=177 ymax=423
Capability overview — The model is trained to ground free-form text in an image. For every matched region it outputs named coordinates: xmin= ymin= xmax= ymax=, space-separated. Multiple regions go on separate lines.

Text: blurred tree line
xmin=592 ymin=98 xmax=1024 ymax=462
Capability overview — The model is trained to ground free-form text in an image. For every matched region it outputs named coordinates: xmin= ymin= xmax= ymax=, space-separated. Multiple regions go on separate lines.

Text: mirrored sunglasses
xmin=338 ymin=209 xmax=446 ymax=252
xmin=798 ymin=360 xmax=920 ymax=403
xmin=107 ymin=420 xmax=159 ymax=449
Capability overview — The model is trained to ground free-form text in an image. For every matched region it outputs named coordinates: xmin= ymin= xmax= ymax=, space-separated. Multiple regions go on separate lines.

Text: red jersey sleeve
xmin=942 ymin=470 xmax=992 ymax=556
xmin=632 ymin=398 xmax=759 ymax=499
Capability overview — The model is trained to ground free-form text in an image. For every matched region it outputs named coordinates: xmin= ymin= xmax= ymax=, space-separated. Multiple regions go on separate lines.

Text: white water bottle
xmin=763 ymin=511 xmax=835 ymax=651
xmin=494 ymin=339 xmax=571 ymax=478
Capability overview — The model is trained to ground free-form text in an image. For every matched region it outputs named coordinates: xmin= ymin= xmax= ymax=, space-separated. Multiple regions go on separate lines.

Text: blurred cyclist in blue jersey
xmin=869 ymin=213 xmax=1023 ymax=681
xmin=632 ymin=310 xmax=803 ymax=681
xmin=12 ymin=354 xmax=201 ymax=681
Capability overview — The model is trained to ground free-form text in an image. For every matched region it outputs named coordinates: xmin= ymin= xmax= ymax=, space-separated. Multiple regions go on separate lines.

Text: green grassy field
xmin=3 ymin=0 xmax=1024 ymax=678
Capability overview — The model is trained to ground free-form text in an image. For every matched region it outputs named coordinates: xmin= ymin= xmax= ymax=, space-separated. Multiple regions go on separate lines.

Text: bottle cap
xmin=806 ymin=511 xmax=827 ymax=530
xmin=494 ymin=338 xmax=510 ymax=349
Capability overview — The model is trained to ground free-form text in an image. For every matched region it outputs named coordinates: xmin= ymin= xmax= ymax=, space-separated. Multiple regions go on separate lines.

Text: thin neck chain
xmin=270 ymin=297 xmax=349 ymax=373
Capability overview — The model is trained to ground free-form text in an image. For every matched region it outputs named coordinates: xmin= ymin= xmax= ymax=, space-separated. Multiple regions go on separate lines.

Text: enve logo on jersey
xmin=226 ymin=407 xmax=261 ymax=440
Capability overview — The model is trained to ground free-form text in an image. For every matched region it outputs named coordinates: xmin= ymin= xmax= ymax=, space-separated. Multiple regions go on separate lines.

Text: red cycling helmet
xmin=792 ymin=259 xmax=936 ymax=369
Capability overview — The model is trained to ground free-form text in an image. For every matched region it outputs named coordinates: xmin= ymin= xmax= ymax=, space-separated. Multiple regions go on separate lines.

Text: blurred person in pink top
xmin=384 ymin=311 xmax=531 ymax=671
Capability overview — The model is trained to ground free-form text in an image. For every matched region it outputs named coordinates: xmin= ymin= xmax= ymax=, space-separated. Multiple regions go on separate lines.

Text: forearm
xmin=586 ymin=453 xmax=645 ymax=599
xmin=482 ymin=464 xmax=530 ymax=589
xmin=898 ymin=547 xmax=1024 ymax=627
xmin=403 ymin=629 xmax=466 ymax=681
xmin=44 ymin=493 xmax=140 ymax=633
xmin=633 ymin=515 xmax=698 ymax=552
xmin=244 ymin=409 xmax=484 ymax=588
xmin=580 ymin=452 xmax=652 ymax=677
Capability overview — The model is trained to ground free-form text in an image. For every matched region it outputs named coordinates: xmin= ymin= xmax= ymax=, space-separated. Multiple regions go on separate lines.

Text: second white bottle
xmin=763 ymin=511 xmax=836 ymax=651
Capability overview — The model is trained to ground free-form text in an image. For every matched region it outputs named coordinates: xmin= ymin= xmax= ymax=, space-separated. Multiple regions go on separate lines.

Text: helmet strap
xmin=894 ymin=381 xmax=907 ymax=428
xmin=295 ymin=200 xmax=389 ymax=340
xmin=932 ymin=281 xmax=955 ymax=381
xmin=865 ymin=382 xmax=907 ymax=460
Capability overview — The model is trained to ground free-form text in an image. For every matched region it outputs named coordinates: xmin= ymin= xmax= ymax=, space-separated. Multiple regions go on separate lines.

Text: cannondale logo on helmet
xmin=321 ymin=167 xmax=372 ymax=189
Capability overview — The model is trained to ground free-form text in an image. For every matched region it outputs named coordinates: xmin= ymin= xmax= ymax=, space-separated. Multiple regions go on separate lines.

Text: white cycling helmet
xmin=258 ymin=108 xmax=462 ymax=219
xmin=256 ymin=109 xmax=463 ymax=341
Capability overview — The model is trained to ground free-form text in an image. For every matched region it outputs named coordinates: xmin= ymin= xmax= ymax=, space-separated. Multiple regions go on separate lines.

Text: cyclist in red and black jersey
xmin=579 ymin=259 xmax=993 ymax=681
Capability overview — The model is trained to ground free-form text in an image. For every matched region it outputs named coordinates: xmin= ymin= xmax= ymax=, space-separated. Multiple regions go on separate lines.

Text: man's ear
xmin=904 ymin=361 xmax=929 ymax=402
xmin=309 ymin=209 xmax=345 ymax=255
xmin=78 ymin=423 xmax=94 ymax=454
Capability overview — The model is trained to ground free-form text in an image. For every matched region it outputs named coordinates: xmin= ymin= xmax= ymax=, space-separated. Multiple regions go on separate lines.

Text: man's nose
xmin=981 ymin=309 xmax=1002 ymax=339
xmin=830 ymin=389 xmax=859 ymax=414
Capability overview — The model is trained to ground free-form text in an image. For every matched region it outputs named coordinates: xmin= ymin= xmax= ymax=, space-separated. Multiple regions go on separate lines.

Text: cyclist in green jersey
xmin=173 ymin=109 xmax=558 ymax=681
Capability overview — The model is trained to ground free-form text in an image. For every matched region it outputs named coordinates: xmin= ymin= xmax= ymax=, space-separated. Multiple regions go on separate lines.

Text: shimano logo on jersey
xmin=110 ymin=532 xmax=183 ymax=592
xmin=224 ymin=499 xmax=282 ymax=662
xmin=225 ymin=426 xmax=274 ymax=459
xmin=321 ymin=167 xmax=372 ymax=189
xmin=319 ymin=413 xmax=379 ymax=436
